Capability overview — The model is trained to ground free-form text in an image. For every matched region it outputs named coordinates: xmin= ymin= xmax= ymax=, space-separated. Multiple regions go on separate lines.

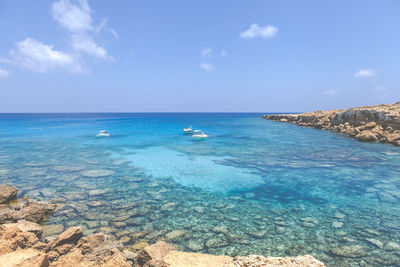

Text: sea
xmin=0 ymin=113 xmax=399 ymax=266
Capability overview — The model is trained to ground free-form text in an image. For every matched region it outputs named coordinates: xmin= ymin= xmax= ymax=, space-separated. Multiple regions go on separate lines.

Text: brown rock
xmin=32 ymin=242 xmax=51 ymax=253
xmin=355 ymin=130 xmax=378 ymax=142
xmin=76 ymin=233 xmax=105 ymax=254
xmin=3 ymin=220 xmax=43 ymax=238
xmin=101 ymin=250 xmax=131 ymax=267
xmin=0 ymin=185 xmax=17 ymax=204
xmin=12 ymin=198 xmax=55 ymax=223
xmin=0 ymin=225 xmax=39 ymax=255
xmin=0 ymin=248 xmax=49 ymax=267
xmin=135 ymin=241 xmax=176 ymax=267
xmin=50 ymin=227 xmax=82 ymax=249
xmin=164 ymin=251 xmax=230 ymax=267
xmin=223 ymin=254 xmax=325 ymax=267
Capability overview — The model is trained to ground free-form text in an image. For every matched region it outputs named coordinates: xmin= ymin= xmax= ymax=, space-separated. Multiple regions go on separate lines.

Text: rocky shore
xmin=263 ymin=102 xmax=400 ymax=146
xmin=0 ymin=185 xmax=326 ymax=267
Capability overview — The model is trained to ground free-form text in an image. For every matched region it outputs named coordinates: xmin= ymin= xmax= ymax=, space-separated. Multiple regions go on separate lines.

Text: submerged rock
xmin=80 ymin=169 xmax=115 ymax=178
xmin=330 ymin=245 xmax=367 ymax=258
xmin=331 ymin=221 xmax=344 ymax=228
xmin=165 ymin=230 xmax=189 ymax=242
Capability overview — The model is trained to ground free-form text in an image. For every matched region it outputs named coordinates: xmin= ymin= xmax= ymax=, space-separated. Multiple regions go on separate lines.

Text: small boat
xmin=192 ymin=130 xmax=208 ymax=139
xmin=96 ymin=130 xmax=110 ymax=137
xmin=183 ymin=125 xmax=193 ymax=134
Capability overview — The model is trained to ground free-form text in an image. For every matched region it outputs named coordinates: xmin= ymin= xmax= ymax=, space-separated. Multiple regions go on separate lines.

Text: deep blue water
xmin=0 ymin=113 xmax=399 ymax=266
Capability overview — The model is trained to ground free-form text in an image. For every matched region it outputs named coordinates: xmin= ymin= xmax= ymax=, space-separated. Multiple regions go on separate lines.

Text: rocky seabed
xmin=0 ymin=184 xmax=325 ymax=267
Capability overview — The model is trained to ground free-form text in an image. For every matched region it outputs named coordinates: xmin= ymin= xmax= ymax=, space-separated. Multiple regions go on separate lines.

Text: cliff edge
xmin=263 ymin=102 xmax=400 ymax=146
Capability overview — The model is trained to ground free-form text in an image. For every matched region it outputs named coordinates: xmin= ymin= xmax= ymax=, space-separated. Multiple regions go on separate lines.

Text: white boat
xmin=183 ymin=125 xmax=192 ymax=134
xmin=96 ymin=130 xmax=110 ymax=137
xmin=192 ymin=130 xmax=208 ymax=139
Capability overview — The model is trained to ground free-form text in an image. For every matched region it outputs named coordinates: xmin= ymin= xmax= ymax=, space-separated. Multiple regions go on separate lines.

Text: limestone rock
xmin=330 ymin=245 xmax=366 ymax=258
xmin=3 ymin=220 xmax=43 ymax=238
xmin=0 ymin=185 xmax=17 ymax=204
xmin=223 ymin=254 xmax=325 ymax=267
xmin=355 ymin=130 xmax=378 ymax=142
xmin=0 ymin=248 xmax=49 ymax=267
xmin=0 ymin=225 xmax=39 ymax=255
xmin=165 ymin=230 xmax=189 ymax=242
xmin=50 ymin=226 xmax=83 ymax=249
xmin=134 ymin=241 xmax=176 ymax=267
xmin=76 ymin=233 xmax=105 ymax=254
xmin=164 ymin=251 xmax=230 ymax=267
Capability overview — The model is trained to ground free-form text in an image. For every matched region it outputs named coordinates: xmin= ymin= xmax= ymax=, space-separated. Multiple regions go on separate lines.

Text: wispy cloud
xmin=52 ymin=0 xmax=113 ymax=62
xmin=200 ymin=63 xmax=214 ymax=72
xmin=0 ymin=68 xmax=10 ymax=77
xmin=240 ymin=24 xmax=278 ymax=39
xmin=354 ymin=69 xmax=379 ymax=78
xmin=110 ymin=29 xmax=119 ymax=40
xmin=201 ymin=48 xmax=212 ymax=58
xmin=9 ymin=38 xmax=83 ymax=73
xmin=221 ymin=50 xmax=227 ymax=56
xmin=323 ymin=89 xmax=342 ymax=96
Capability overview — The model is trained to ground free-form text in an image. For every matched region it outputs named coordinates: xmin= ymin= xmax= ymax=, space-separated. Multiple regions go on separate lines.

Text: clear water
xmin=0 ymin=113 xmax=399 ymax=266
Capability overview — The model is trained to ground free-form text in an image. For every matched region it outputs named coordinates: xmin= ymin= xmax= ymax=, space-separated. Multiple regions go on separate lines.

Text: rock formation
xmin=0 ymin=185 xmax=326 ymax=267
xmin=263 ymin=102 xmax=400 ymax=146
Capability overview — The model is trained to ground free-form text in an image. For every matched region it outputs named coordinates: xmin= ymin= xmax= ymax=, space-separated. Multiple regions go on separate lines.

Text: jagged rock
xmin=50 ymin=226 xmax=83 ymax=249
xmin=134 ymin=241 xmax=175 ymax=267
xmin=0 ymin=225 xmax=39 ymax=255
xmin=11 ymin=198 xmax=55 ymax=224
xmin=0 ymin=248 xmax=49 ymax=267
xmin=164 ymin=251 xmax=231 ymax=267
xmin=223 ymin=254 xmax=325 ymax=267
xmin=0 ymin=185 xmax=17 ymax=204
xmin=355 ymin=130 xmax=378 ymax=142
xmin=76 ymin=233 xmax=105 ymax=254
xmin=3 ymin=220 xmax=43 ymax=238
xmin=263 ymin=102 xmax=400 ymax=146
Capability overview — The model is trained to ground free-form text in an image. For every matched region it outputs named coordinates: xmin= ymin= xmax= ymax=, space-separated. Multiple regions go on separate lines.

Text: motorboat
xmin=192 ymin=130 xmax=208 ymax=139
xmin=96 ymin=130 xmax=110 ymax=137
xmin=183 ymin=125 xmax=193 ymax=134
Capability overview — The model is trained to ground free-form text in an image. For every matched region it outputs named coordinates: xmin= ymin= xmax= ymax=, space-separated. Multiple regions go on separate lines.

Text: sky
xmin=0 ymin=0 xmax=399 ymax=112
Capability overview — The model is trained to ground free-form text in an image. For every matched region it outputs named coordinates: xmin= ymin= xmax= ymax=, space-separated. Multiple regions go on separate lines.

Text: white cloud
xmin=9 ymin=38 xmax=83 ymax=73
xmin=240 ymin=24 xmax=278 ymax=39
xmin=323 ymin=89 xmax=342 ymax=96
xmin=354 ymin=69 xmax=379 ymax=77
xmin=52 ymin=0 xmax=92 ymax=32
xmin=200 ymin=63 xmax=214 ymax=72
xmin=52 ymin=0 xmax=113 ymax=61
xmin=0 ymin=68 xmax=10 ymax=77
xmin=201 ymin=48 xmax=212 ymax=58
xmin=221 ymin=50 xmax=227 ymax=56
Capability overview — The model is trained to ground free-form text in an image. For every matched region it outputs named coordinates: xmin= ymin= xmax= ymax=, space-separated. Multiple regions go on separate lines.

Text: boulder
xmin=0 ymin=248 xmax=49 ymax=267
xmin=223 ymin=255 xmax=325 ymax=267
xmin=355 ymin=130 xmax=378 ymax=142
xmin=0 ymin=185 xmax=17 ymax=204
xmin=3 ymin=220 xmax=43 ymax=238
xmin=134 ymin=241 xmax=176 ymax=267
xmin=0 ymin=225 xmax=39 ymax=255
xmin=76 ymin=233 xmax=105 ymax=254
xmin=11 ymin=198 xmax=55 ymax=224
xmin=164 ymin=251 xmax=230 ymax=267
xmin=50 ymin=227 xmax=83 ymax=250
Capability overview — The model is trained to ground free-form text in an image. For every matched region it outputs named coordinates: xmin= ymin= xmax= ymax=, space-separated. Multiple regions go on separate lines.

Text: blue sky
xmin=0 ymin=0 xmax=399 ymax=112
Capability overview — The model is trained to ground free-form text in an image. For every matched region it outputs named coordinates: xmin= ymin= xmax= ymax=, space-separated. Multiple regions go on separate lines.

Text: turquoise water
xmin=0 ymin=113 xmax=400 ymax=266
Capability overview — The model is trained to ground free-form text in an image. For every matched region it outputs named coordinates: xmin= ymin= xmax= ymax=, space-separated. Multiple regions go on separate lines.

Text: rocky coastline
xmin=0 ymin=184 xmax=326 ymax=267
xmin=263 ymin=102 xmax=400 ymax=146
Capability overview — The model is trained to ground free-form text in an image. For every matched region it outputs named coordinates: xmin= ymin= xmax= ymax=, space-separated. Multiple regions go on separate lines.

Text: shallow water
xmin=0 ymin=113 xmax=399 ymax=266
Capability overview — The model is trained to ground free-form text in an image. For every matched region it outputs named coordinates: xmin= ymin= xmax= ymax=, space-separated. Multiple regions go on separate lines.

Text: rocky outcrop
xmin=0 ymin=185 xmax=17 ymax=204
xmin=223 ymin=255 xmax=325 ymax=267
xmin=263 ymin=102 xmax=400 ymax=146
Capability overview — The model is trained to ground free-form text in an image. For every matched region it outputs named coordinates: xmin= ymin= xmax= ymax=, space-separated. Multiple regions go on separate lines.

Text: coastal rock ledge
xmin=263 ymin=102 xmax=400 ymax=146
